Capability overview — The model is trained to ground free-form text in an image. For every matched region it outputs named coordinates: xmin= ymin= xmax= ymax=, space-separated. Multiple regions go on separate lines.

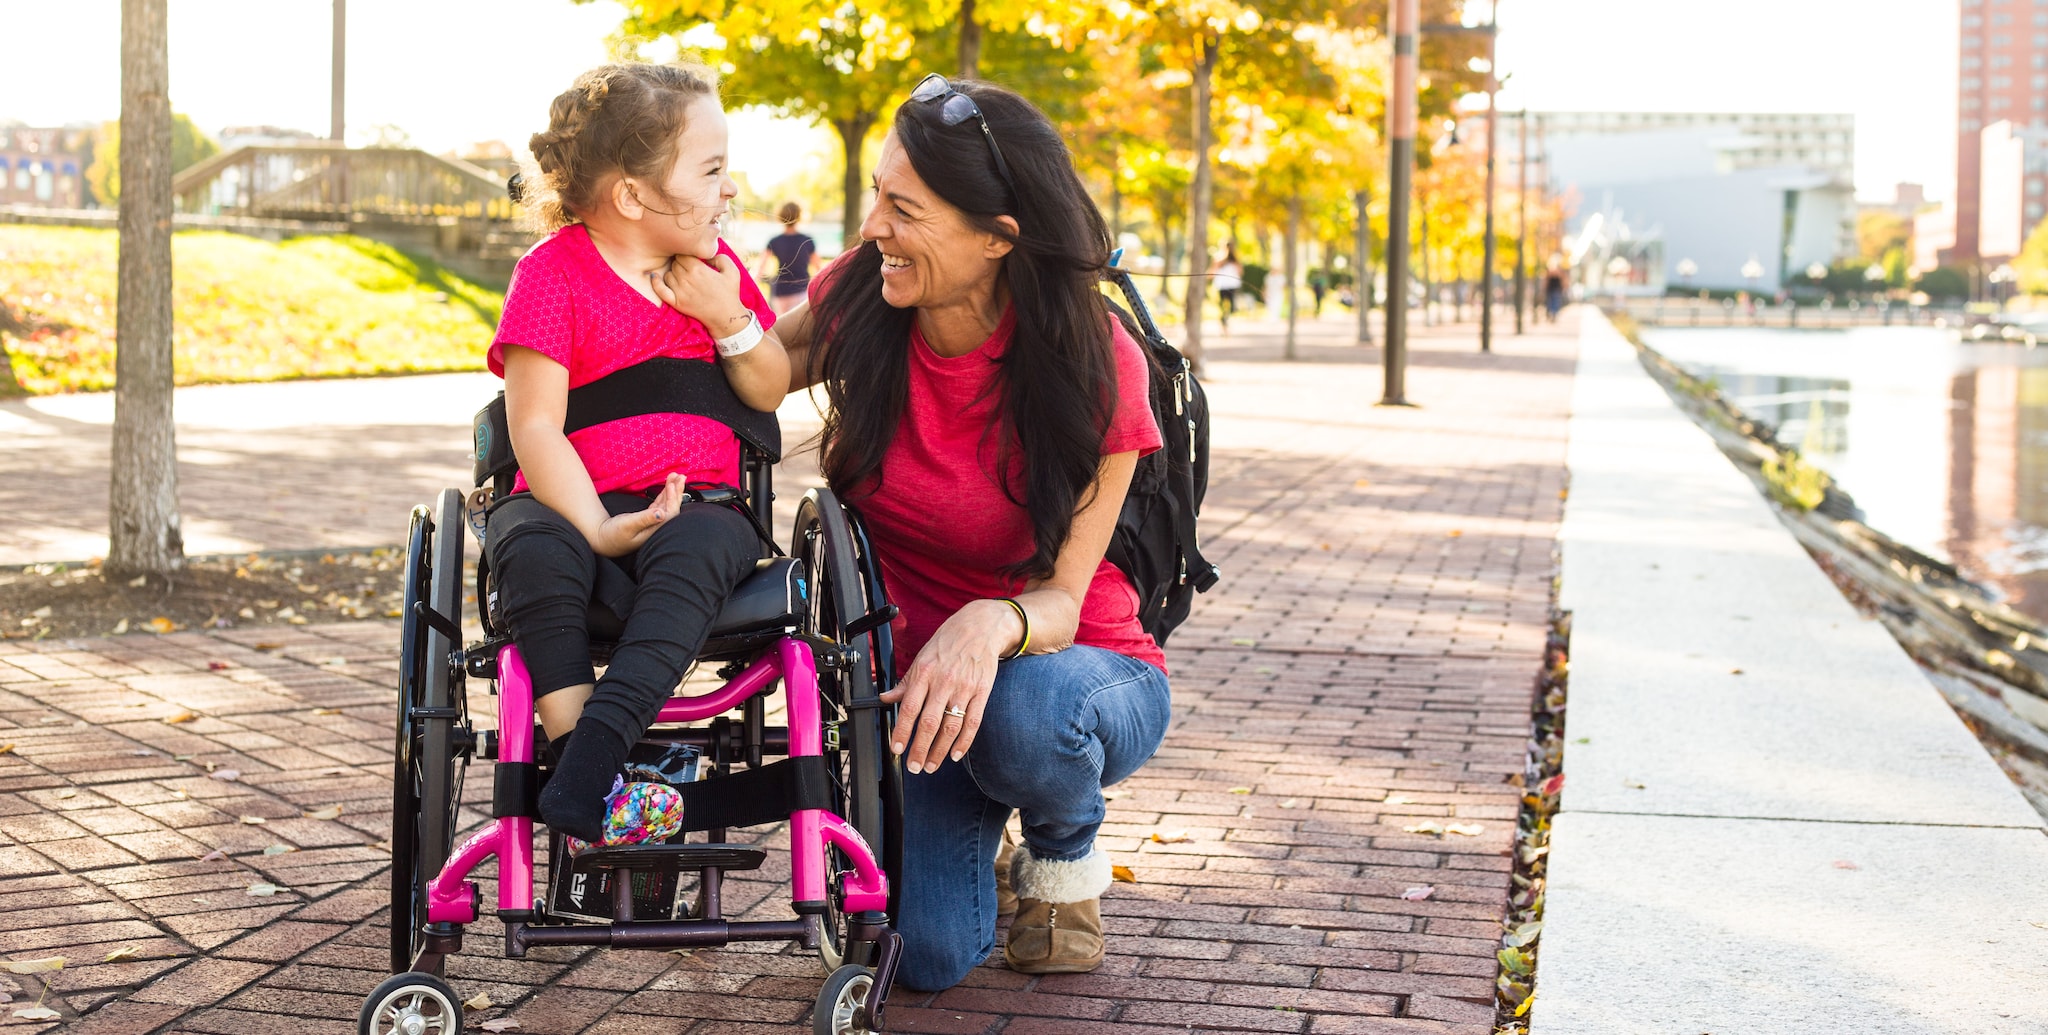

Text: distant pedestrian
xmin=759 ymin=201 xmax=819 ymax=315
xmin=1309 ymin=269 xmax=1328 ymax=317
xmin=1209 ymin=240 xmax=1243 ymax=333
xmin=1543 ymin=268 xmax=1566 ymax=322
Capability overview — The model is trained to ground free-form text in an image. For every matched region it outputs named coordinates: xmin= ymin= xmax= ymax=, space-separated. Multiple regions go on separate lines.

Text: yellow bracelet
xmin=998 ymin=597 xmax=1030 ymax=660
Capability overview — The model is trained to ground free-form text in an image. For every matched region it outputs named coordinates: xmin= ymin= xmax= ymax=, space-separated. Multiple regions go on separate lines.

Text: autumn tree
xmin=86 ymin=111 xmax=218 ymax=206
xmin=2015 ymin=216 xmax=2048 ymax=296
xmin=108 ymin=0 xmax=183 ymax=579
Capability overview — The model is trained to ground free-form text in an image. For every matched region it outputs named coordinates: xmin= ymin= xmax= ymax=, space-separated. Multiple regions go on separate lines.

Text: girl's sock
xmin=539 ymin=718 xmax=630 ymax=842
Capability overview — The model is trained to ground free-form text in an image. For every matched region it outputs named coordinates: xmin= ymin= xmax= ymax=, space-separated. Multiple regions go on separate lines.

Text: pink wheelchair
xmin=358 ymin=366 xmax=904 ymax=1035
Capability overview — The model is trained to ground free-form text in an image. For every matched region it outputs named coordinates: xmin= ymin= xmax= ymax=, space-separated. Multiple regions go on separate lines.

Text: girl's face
xmin=638 ymin=93 xmax=736 ymax=260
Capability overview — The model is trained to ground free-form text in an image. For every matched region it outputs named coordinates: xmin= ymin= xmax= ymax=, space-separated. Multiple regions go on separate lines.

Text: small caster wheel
xmin=359 ymin=972 xmax=464 ymax=1035
xmin=813 ymin=964 xmax=877 ymax=1035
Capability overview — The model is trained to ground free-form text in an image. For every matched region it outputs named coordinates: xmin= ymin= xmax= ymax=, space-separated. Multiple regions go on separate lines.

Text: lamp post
xmin=1380 ymin=0 xmax=1419 ymax=407
xmin=1478 ymin=0 xmax=1500 ymax=355
xmin=1606 ymin=255 xmax=1632 ymax=306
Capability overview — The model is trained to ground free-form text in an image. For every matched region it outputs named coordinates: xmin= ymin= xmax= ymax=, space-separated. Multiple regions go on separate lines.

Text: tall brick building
xmin=1955 ymin=0 xmax=2048 ymax=260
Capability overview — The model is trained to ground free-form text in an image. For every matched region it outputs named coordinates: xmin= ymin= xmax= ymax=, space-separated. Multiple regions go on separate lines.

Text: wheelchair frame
xmin=364 ymin=394 xmax=906 ymax=1035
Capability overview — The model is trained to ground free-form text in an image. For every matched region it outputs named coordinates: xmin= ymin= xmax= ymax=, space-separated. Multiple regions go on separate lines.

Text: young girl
xmin=486 ymin=62 xmax=787 ymax=845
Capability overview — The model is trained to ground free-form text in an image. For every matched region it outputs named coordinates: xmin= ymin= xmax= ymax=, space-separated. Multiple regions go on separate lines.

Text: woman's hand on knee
xmin=880 ymin=600 xmax=1017 ymax=773
xmin=587 ymin=474 xmax=685 ymax=557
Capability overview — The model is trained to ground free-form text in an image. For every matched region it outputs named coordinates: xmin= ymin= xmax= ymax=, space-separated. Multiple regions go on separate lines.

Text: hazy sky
xmin=2 ymin=0 xmax=1958 ymax=203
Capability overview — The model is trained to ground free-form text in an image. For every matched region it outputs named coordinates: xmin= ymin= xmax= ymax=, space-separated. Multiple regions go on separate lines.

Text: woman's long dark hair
xmin=810 ymin=79 xmax=1116 ymax=583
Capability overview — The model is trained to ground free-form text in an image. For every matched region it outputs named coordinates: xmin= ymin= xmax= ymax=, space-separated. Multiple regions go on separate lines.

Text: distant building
xmin=1976 ymin=120 xmax=2048 ymax=259
xmin=1953 ymin=0 xmax=2048 ymax=260
xmin=1916 ymin=204 xmax=1957 ymax=272
xmin=1538 ymin=111 xmax=1856 ymax=293
xmin=0 ymin=126 xmax=91 ymax=209
xmin=217 ymin=126 xmax=322 ymax=151
xmin=1862 ymin=182 xmax=1929 ymax=219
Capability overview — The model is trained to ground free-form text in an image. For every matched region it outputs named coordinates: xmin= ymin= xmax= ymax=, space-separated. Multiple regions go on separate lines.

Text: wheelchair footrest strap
xmin=675 ymin=755 xmax=833 ymax=833
xmin=574 ymin=842 xmax=766 ymax=873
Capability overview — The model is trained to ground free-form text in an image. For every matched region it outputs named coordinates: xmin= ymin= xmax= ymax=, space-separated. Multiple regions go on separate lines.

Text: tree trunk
xmin=1108 ymin=151 xmax=1122 ymax=246
xmin=835 ymin=113 xmax=875 ymax=255
xmin=957 ymin=0 xmax=982 ymax=78
xmin=1419 ymin=203 xmax=1433 ymax=326
xmin=108 ymin=0 xmax=182 ymax=580
xmin=1284 ymin=194 xmax=1301 ymax=360
xmin=1320 ymin=237 xmax=1336 ymax=318
xmin=1180 ymin=33 xmax=1217 ymax=370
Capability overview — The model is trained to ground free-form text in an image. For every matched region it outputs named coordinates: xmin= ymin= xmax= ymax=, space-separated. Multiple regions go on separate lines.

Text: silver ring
xmin=944 ymin=706 xmax=967 ymax=718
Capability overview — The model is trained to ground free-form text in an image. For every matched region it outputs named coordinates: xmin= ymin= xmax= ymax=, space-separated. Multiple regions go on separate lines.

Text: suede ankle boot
xmin=1003 ymin=844 xmax=1109 ymax=975
xmin=994 ymin=833 xmax=1018 ymax=917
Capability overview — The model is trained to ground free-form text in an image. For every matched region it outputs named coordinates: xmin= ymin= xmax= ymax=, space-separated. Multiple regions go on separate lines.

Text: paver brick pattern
xmin=0 ymin=313 xmax=1575 ymax=1033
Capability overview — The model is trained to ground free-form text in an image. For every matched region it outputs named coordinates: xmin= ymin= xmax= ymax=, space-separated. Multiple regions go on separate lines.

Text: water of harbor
xmin=1643 ymin=325 xmax=2048 ymax=627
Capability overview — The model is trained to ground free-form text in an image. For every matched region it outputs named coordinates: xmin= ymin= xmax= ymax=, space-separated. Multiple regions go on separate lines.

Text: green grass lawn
xmin=0 ymin=225 xmax=503 ymax=394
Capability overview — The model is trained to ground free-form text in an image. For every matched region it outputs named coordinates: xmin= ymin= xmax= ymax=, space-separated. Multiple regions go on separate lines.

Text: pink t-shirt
xmin=846 ymin=305 xmax=1168 ymax=674
xmin=488 ymin=224 xmax=775 ymax=495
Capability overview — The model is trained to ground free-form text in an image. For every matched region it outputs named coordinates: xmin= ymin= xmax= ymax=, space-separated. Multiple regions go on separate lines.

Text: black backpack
xmin=1102 ymin=263 xmax=1221 ymax=646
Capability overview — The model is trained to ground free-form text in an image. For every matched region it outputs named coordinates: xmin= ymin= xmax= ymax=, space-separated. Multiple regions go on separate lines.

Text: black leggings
xmin=486 ymin=492 xmax=758 ymax=753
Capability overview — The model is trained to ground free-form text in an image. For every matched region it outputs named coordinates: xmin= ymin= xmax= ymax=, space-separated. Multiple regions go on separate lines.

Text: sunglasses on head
xmin=909 ymin=73 xmax=1018 ymax=202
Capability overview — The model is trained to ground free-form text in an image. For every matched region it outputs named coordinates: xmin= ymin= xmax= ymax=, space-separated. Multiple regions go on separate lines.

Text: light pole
xmin=1479 ymin=1 xmax=1500 ymax=354
xmin=1381 ymin=0 xmax=1419 ymax=407
xmin=1513 ymin=109 xmax=1528 ymax=335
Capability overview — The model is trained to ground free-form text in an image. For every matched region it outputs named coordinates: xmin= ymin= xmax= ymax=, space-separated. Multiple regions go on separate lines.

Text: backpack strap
xmin=1104 ymin=267 xmax=1221 ymax=596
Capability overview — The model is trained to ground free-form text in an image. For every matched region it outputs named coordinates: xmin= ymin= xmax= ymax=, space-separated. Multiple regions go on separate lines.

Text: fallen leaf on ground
xmin=1404 ymin=821 xmax=1446 ymax=835
xmin=463 ymin=993 xmax=493 ymax=1010
xmin=198 ymin=850 xmax=227 ymax=862
xmin=1401 ymin=886 xmax=1435 ymax=901
xmin=12 ymin=1006 xmax=60 ymax=1021
xmin=1538 ymin=773 xmax=1566 ymax=797
xmin=1385 ymin=794 xmax=1416 ymax=805
xmin=1279 ymin=799 xmax=1299 ymax=809
xmin=52 ymin=789 xmax=75 ymax=800
xmin=480 ymin=1021 xmax=520 ymax=1033
xmin=1227 ymin=787 xmax=1252 ymax=795
xmin=1149 ymin=831 xmax=1191 ymax=844
xmin=311 ymin=708 xmax=342 ymax=716
xmin=1497 ymin=946 xmax=1533 ymax=975
xmin=1730 ymin=668 xmax=1744 ymax=675
xmin=209 ymin=769 xmax=241 ymax=782
xmin=1230 ymin=638 xmax=1256 ymax=646
xmin=238 ymin=816 xmax=267 ymax=825
xmin=263 ymin=844 xmax=296 ymax=856
xmin=125 ymin=576 xmax=147 ymax=588
xmin=207 ymin=661 xmax=230 ymax=671
xmin=253 ymin=642 xmax=284 ymax=650
xmin=1504 ymin=921 xmax=1544 ymax=947
xmin=1447 ymin=530 xmax=1463 ymax=538
xmin=0 ymin=957 xmax=65 ymax=974
xmin=170 ymin=790 xmax=188 ymax=800
xmin=1110 ymin=865 xmax=1137 ymax=883
xmin=148 ymin=617 xmax=178 ymax=634
xmin=111 ymin=619 xmax=128 ymax=635
xmin=164 ymin=711 xmax=196 ymax=725
xmin=305 ymin=805 xmax=343 ymax=821
xmin=1354 ymin=479 xmax=1371 ymax=488
xmin=1832 ymin=860 xmax=1860 ymax=870
xmin=246 ymin=883 xmax=283 ymax=897
xmin=0 ymin=744 xmax=13 ymax=755
xmin=102 ymin=946 xmax=140 ymax=963
xmin=1444 ymin=823 xmax=1485 ymax=836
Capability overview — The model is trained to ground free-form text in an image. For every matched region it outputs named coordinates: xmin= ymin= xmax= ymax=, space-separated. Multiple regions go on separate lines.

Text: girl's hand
xmin=588 ymin=473 xmax=686 ymax=557
xmin=878 ymin=599 xmax=1023 ymax=774
xmin=654 ymin=254 xmax=752 ymax=339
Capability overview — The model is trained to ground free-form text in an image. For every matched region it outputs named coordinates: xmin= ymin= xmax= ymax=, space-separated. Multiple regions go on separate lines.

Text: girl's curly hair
xmin=522 ymin=62 xmax=717 ymax=232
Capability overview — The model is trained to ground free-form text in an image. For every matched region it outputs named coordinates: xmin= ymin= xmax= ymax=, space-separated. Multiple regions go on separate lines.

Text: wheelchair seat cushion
xmin=585 ymin=557 xmax=803 ymax=644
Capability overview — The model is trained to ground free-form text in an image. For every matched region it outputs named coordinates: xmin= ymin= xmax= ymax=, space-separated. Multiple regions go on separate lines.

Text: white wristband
xmin=714 ymin=312 xmax=762 ymax=357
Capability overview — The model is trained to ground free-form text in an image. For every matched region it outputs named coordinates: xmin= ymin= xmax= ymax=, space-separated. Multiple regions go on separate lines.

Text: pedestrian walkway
xmin=1536 ymin=311 xmax=2048 ymax=1034
xmin=0 ymin=311 xmax=1578 ymax=1033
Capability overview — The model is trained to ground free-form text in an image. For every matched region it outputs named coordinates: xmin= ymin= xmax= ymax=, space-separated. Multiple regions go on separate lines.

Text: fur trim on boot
xmin=1008 ymin=843 xmax=1113 ymax=905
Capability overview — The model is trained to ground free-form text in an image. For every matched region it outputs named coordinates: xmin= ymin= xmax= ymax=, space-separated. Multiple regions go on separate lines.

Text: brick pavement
xmin=0 ymin=311 xmax=1577 ymax=1033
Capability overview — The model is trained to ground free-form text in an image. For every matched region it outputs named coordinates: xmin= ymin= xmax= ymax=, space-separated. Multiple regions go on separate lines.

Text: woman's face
xmin=860 ymin=134 xmax=1007 ymax=312
xmin=642 ymin=94 xmax=736 ymax=260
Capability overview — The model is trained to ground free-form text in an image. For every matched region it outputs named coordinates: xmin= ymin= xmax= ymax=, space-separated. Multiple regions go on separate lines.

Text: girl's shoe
xmin=565 ymin=777 xmax=685 ymax=855
xmin=1003 ymin=844 xmax=1110 ymax=974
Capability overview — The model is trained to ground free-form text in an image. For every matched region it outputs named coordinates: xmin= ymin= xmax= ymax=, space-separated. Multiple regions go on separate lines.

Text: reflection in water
xmin=1647 ymin=327 xmax=2048 ymax=625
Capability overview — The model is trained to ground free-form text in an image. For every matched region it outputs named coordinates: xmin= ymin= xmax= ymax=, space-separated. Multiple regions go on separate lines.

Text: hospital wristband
xmin=714 ymin=312 xmax=763 ymax=357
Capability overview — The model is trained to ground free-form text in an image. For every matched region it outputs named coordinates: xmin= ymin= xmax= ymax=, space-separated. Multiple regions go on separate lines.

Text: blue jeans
xmin=894 ymin=646 xmax=1171 ymax=991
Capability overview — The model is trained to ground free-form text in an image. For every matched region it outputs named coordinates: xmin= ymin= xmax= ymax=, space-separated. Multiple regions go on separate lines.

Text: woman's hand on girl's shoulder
xmin=654 ymin=253 xmax=752 ymax=339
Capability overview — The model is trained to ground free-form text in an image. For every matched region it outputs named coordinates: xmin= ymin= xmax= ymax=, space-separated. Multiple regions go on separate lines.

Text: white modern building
xmin=1539 ymin=112 xmax=1857 ymax=293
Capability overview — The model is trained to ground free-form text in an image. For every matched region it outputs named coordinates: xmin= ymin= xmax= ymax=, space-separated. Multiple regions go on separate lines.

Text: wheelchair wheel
xmin=389 ymin=488 xmax=468 ymax=975
xmin=359 ymin=971 xmax=463 ymax=1035
xmin=812 ymin=964 xmax=878 ymax=1035
xmin=794 ymin=488 xmax=902 ymax=972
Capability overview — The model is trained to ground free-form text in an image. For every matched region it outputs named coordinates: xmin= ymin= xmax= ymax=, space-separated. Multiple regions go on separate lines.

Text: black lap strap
xmin=565 ymin=356 xmax=781 ymax=462
xmin=671 ymin=755 xmax=833 ymax=833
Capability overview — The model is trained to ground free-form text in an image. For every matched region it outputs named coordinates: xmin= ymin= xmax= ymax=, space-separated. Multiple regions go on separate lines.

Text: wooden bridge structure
xmin=169 ymin=143 xmax=533 ymax=282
